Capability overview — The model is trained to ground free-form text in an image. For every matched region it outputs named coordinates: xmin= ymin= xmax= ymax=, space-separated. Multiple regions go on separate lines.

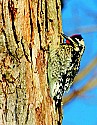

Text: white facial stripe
xmin=75 ymin=38 xmax=84 ymax=46
xmin=75 ymin=38 xmax=79 ymax=41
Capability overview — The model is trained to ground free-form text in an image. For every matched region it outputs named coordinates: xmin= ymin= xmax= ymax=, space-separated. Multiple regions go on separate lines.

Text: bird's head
xmin=61 ymin=33 xmax=85 ymax=52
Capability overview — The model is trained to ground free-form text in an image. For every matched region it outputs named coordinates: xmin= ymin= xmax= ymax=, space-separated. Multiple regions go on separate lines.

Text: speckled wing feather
xmin=48 ymin=44 xmax=73 ymax=99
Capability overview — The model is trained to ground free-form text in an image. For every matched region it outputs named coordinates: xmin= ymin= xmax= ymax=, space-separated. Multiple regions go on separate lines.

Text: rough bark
xmin=0 ymin=0 xmax=62 ymax=125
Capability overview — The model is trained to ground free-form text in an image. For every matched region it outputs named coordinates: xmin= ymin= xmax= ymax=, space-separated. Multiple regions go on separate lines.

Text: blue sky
xmin=62 ymin=0 xmax=97 ymax=125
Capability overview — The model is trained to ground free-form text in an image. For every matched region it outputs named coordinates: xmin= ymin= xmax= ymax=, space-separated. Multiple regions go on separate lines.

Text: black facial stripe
xmin=70 ymin=35 xmax=83 ymax=45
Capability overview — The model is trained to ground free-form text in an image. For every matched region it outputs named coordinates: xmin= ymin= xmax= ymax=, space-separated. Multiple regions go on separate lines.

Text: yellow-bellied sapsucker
xmin=48 ymin=33 xmax=85 ymax=107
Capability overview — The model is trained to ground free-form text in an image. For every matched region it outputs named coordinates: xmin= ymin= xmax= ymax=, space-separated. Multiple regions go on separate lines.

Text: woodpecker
xmin=48 ymin=33 xmax=85 ymax=106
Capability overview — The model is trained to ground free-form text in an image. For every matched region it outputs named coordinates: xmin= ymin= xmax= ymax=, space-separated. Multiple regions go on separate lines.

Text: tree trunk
xmin=0 ymin=0 xmax=62 ymax=125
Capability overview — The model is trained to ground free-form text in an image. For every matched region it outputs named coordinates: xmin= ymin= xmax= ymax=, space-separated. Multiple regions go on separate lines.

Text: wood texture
xmin=0 ymin=0 xmax=62 ymax=124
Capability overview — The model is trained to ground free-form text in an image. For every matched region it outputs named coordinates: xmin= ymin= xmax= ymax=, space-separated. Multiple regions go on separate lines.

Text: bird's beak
xmin=61 ymin=33 xmax=69 ymax=40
